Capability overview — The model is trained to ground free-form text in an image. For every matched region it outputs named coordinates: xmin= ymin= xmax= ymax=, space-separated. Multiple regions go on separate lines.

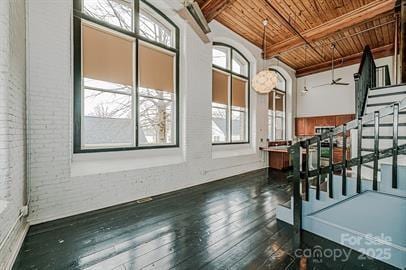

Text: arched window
xmin=268 ymin=69 xmax=286 ymax=141
xmin=74 ymin=0 xmax=179 ymax=152
xmin=211 ymin=43 xmax=250 ymax=144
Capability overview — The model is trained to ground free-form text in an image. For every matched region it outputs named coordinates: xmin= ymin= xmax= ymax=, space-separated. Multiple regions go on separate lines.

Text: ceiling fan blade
xmin=334 ymin=78 xmax=342 ymax=82
xmin=311 ymin=83 xmax=330 ymax=89
xmin=334 ymin=82 xmax=350 ymax=86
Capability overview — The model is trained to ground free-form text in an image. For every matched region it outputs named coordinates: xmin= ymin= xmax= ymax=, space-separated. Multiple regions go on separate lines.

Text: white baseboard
xmin=0 ymin=219 xmax=29 ymax=270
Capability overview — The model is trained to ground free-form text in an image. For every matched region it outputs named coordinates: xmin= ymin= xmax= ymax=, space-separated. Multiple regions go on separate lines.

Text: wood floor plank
xmin=19 ymin=180 xmax=283 ymax=268
xmin=13 ymin=169 xmax=392 ymax=270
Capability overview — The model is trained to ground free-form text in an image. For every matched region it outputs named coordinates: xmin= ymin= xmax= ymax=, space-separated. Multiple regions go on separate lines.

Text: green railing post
xmin=289 ymin=143 xmax=302 ymax=249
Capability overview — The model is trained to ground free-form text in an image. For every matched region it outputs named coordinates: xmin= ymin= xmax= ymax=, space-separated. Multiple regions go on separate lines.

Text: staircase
xmin=358 ymin=84 xmax=406 ymax=181
xmin=276 ymin=46 xmax=406 ymax=269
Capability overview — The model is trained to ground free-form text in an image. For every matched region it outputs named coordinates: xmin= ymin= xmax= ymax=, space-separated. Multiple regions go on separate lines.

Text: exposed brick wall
xmin=26 ymin=0 xmax=269 ymax=225
xmin=0 ymin=0 xmax=27 ymax=267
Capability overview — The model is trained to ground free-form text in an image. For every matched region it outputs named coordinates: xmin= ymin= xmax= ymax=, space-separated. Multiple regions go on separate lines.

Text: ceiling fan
xmin=309 ymin=43 xmax=350 ymax=89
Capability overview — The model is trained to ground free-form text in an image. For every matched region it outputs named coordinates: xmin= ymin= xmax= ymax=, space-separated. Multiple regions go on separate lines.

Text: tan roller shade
xmin=212 ymin=69 xmax=229 ymax=105
xmin=269 ymin=92 xmax=274 ymax=110
xmin=139 ymin=44 xmax=174 ymax=92
xmin=275 ymin=92 xmax=284 ymax=112
xmin=83 ymin=24 xmax=133 ymax=86
xmin=232 ymin=76 xmax=247 ymax=108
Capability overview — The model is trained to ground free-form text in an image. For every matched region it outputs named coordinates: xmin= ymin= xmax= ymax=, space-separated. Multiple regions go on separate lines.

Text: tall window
xmin=268 ymin=69 xmax=286 ymax=141
xmin=74 ymin=0 xmax=179 ymax=153
xmin=212 ymin=43 xmax=250 ymax=144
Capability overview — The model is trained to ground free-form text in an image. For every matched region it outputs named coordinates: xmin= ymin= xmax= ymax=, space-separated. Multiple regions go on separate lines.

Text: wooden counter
xmin=261 ymin=147 xmax=290 ymax=170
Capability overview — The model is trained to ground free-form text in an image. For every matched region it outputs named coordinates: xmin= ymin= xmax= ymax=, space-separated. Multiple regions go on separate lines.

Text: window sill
xmin=212 ymin=143 xmax=256 ymax=159
xmin=71 ymin=147 xmax=185 ymax=177
xmin=0 ymin=200 xmax=8 ymax=215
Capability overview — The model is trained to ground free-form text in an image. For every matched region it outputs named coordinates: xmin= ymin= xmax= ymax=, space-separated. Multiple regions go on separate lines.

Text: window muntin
xmin=139 ymin=2 xmax=175 ymax=48
xmin=84 ymin=0 xmax=133 ymax=31
xmin=212 ymin=46 xmax=230 ymax=70
xmin=232 ymin=51 xmax=248 ymax=77
xmin=211 ymin=43 xmax=250 ymax=144
xmin=275 ymin=71 xmax=286 ymax=92
xmin=268 ymin=69 xmax=286 ymax=141
xmin=74 ymin=0 xmax=179 ymax=153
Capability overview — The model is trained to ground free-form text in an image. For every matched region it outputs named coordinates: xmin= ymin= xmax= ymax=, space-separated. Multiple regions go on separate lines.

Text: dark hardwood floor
xmin=12 ymin=169 xmax=395 ymax=270
xmin=13 ymin=169 xmax=294 ymax=270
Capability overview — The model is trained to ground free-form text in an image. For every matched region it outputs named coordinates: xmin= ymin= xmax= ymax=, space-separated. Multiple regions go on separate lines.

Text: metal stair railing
xmin=289 ymin=97 xmax=406 ymax=248
xmin=354 ymin=45 xmax=376 ymax=118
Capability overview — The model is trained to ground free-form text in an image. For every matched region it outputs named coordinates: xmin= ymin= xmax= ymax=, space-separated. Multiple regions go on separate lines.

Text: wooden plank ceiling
xmin=196 ymin=0 xmax=398 ymax=77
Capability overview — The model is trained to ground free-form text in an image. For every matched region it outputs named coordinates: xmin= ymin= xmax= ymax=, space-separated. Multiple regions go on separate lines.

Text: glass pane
xmin=275 ymin=116 xmax=284 ymax=140
xmin=268 ymin=110 xmax=273 ymax=140
xmin=139 ymin=43 xmax=175 ymax=93
xmin=232 ymin=110 xmax=246 ymax=142
xmin=83 ymin=0 xmax=133 ymax=31
xmin=138 ymin=89 xmax=176 ymax=145
xmin=275 ymin=72 xmax=286 ymax=91
xmin=85 ymin=78 xmax=131 ymax=95
xmin=82 ymin=23 xmax=134 ymax=87
xmin=213 ymin=46 xmax=230 ymax=69
xmin=232 ymin=51 xmax=248 ymax=76
xmin=139 ymin=3 xmax=174 ymax=47
xmin=212 ymin=103 xmax=227 ymax=143
xmin=82 ymin=23 xmax=135 ymax=148
xmin=275 ymin=92 xmax=284 ymax=112
xmin=231 ymin=76 xmax=247 ymax=109
xmin=274 ymin=92 xmax=285 ymax=140
xmin=83 ymin=89 xmax=133 ymax=146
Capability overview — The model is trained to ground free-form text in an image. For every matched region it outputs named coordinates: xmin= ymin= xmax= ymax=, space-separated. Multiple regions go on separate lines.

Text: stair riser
xmin=367 ymin=93 xmax=406 ymax=105
xmin=369 ymin=85 xmax=406 ymax=96
xmin=361 ymin=114 xmax=406 ymax=124
xmin=361 ymin=138 xmax=406 ymax=149
xmin=362 ymin=126 xmax=406 ymax=136
xmin=365 ymin=105 xmax=406 ymax=114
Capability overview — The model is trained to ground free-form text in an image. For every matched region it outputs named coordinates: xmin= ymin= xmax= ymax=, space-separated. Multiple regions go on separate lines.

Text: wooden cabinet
xmin=335 ymin=114 xmax=355 ymax=126
xmin=315 ymin=116 xmax=335 ymax=127
xmin=268 ymin=149 xmax=290 ymax=170
xmin=304 ymin=117 xmax=316 ymax=136
xmin=295 ymin=118 xmax=306 ymax=136
xmin=295 ymin=114 xmax=355 ymax=137
xmin=333 ymin=147 xmax=351 ymax=163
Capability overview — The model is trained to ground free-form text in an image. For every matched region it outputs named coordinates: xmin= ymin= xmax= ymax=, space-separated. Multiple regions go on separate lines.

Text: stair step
xmin=363 ymin=123 xmax=406 ymax=127
xmin=368 ymin=91 xmax=406 ymax=98
xmin=362 ymin=136 xmax=406 ymax=140
xmin=362 ymin=163 xmax=381 ymax=171
xmin=370 ymin=83 xmax=406 ymax=90
xmin=366 ymin=102 xmax=396 ymax=107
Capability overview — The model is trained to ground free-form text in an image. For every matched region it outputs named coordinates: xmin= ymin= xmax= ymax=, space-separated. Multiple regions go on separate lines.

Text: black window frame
xmin=268 ymin=68 xmax=287 ymax=141
xmin=73 ymin=0 xmax=180 ymax=153
xmin=211 ymin=42 xmax=251 ymax=145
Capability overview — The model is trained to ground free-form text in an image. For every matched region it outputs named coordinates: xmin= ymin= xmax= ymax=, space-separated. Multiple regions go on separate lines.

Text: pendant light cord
xmin=262 ymin=19 xmax=268 ymax=69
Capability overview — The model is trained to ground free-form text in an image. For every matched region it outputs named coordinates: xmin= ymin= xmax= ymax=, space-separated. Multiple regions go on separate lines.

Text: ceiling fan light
xmin=252 ymin=70 xmax=277 ymax=94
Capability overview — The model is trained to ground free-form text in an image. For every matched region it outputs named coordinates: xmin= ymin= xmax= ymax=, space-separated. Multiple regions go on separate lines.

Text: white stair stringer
xmin=304 ymin=192 xmax=406 ymax=269
xmin=276 ymin=163 xmax=406 ymax=269
xmin=350 ymin=84 xmax=406 ymax=181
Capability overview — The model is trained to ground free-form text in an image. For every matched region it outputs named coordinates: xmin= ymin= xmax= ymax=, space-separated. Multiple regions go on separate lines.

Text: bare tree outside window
xmin=82 ymin=0 xmax=175 ymax=146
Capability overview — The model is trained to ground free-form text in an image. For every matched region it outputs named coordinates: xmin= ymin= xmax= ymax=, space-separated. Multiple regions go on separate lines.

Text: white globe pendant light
xmin=252 ymin=70 xmax=278 ymax=94
xmin=252 ymin=19 xmax=277 ymax=94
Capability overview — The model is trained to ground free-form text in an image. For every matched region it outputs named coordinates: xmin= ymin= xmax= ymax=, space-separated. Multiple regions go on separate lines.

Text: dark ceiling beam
xmin=200 ymin=0 xmax=236 ymax=22
xmin=266 ymin=0 xmax=396 ymax=58
xmin=296 ymin=44 xmax=394 ymax=77
xmin=262 ymin=0 xmax=325 ymax=61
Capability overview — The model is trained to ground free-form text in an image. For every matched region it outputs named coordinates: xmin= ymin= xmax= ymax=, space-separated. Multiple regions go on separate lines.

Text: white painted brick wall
xmin=26 ymin=0 xmax=272 ymax=225
xmin=0 ymin=0 xmax=27 ymax=267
